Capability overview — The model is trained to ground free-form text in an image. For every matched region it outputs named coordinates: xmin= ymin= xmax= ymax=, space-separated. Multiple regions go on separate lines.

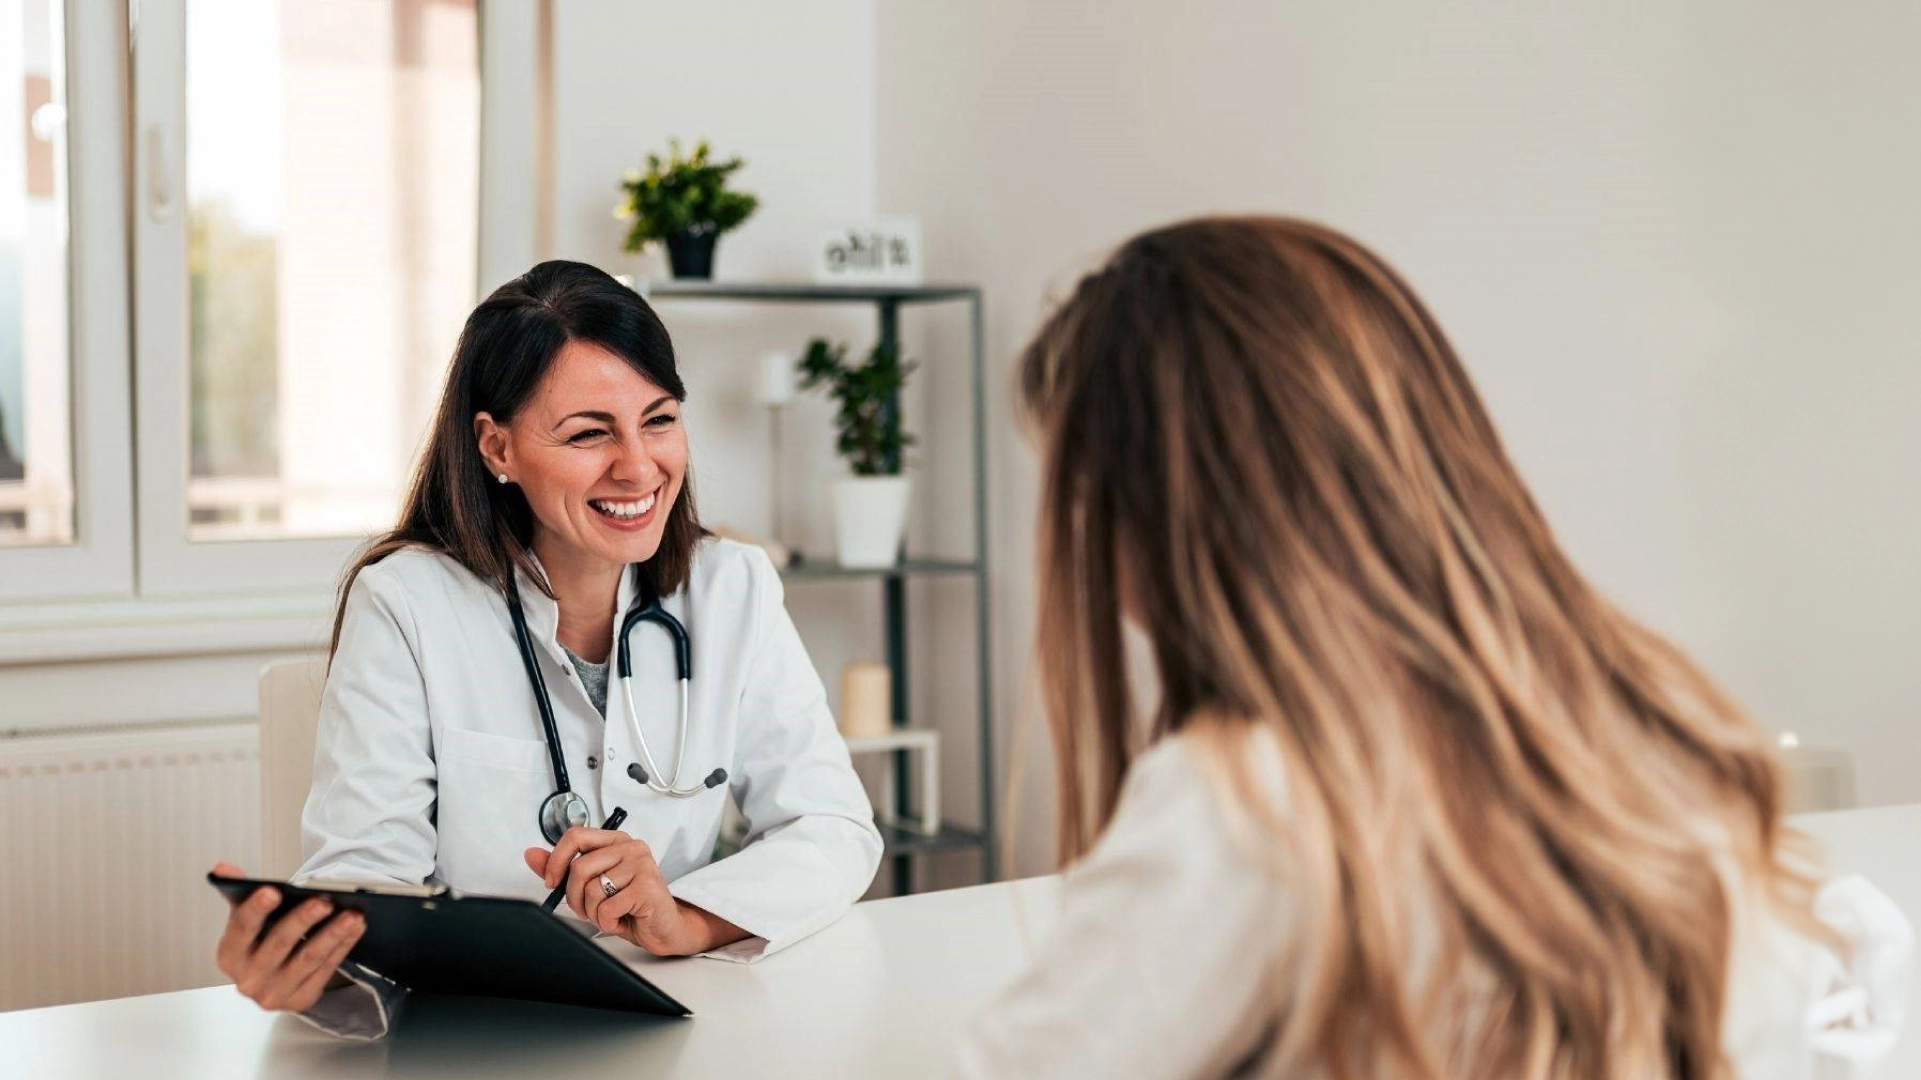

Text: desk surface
xmin=2 ymin=876 xmax=1062 ymax=1080
xmin=7 ymin=806 xmax=1918 ymax=1080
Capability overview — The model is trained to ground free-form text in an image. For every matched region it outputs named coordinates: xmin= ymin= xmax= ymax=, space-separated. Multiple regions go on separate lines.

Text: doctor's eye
xmin=645 ymin=413 xmax=680 ymax=429
xmin=566 ymin=428 xmax=610 ymax=445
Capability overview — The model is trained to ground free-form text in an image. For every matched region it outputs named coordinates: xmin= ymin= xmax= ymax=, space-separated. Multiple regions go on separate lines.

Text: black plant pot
xmin=664 ymin=230 xmax=718 ymax=279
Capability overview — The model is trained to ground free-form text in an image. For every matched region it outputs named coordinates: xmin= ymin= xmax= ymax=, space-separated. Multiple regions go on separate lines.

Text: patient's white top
xmin=955 ymin=729 xmax=1912 ymax=1079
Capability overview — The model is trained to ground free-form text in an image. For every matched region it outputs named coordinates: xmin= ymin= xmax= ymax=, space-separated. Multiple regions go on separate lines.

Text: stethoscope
xmin=506 ymin=567 xmax=729 ymax=845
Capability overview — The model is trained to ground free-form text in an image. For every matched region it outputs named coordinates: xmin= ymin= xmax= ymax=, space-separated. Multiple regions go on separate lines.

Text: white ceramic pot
xmin=832 ymin=475 xmax=911 ymax=568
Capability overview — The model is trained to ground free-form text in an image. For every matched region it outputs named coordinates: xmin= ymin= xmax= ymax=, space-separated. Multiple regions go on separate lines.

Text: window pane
xmin=0 ymin=0 xmax=74 ymax=548
xmin=185 ymin=0 xmax=477 ymax=541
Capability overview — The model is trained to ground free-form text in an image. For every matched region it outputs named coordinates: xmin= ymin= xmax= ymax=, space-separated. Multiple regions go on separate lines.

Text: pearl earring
xmin=497 ymin=473 xmax=509 ymax=485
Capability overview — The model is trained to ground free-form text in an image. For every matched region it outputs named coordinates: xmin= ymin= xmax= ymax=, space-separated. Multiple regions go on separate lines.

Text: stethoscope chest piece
xmin=539 ymin=789 xmax=591 ymax=845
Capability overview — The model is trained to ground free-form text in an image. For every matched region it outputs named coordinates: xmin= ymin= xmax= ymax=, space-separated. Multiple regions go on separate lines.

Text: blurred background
xmin=2 ymin=0 xmax=1916 ymax=1012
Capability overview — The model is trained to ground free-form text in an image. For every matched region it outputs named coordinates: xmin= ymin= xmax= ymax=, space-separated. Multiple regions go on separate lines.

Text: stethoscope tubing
xmin=506 ymin=576 xmax=572 ymax=794
xmin=622 ymin=676 xmax=709 ymax=798
xmin=508 ymin=565 xmax=717 ymax=839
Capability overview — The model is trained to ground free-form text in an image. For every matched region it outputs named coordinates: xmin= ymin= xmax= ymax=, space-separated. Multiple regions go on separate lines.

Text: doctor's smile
xmin=588 ymin=491 xmax=660 ymax=525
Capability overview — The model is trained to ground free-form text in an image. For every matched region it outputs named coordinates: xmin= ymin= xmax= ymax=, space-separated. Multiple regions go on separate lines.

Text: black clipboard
xmin=208 ymin=873 xmax=691 ymax=1017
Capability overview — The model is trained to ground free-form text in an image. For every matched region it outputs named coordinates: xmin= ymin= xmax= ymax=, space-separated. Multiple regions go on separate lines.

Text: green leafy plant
xmin=616 ymin=139 xmax=760 ymax=252
xmin=797 ymin=338 xmax=917 ymax=476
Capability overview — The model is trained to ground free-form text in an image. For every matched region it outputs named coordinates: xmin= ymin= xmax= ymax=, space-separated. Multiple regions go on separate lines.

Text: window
xmin=183 ymin=0 xmax=479 ymax=542
xmin=0 ymin=0 xmax=134 ymax=603
xmin=0 ymin=0 xmax=72 ymax=548
xmin=134 ymin=0 xmax=480 ymax=594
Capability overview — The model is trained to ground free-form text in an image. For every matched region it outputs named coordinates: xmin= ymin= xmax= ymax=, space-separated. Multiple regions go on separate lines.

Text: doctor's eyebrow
xmin=549 ymin=397 xmax=675 ymax=431
xmin=552 ymin=410 xmax=616 ymax=430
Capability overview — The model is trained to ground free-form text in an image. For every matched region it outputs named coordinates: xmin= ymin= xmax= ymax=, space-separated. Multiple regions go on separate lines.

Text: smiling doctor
xmin=211 ymin=260 xmax=883 ymax=1039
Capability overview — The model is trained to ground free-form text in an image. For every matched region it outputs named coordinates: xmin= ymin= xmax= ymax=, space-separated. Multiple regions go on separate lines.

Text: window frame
xmin=0 ymin=0 xmax=137 ymax=604
xmin=127 ymin=0 xmax=532 ymax=598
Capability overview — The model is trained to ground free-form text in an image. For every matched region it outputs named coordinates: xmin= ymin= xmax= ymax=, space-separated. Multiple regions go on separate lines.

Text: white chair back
xmin=258 ymin=657 xmax=328 ymax=877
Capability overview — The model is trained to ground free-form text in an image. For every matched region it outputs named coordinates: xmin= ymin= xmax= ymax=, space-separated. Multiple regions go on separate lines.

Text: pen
xmin=541 ymin=806 xmax=628 ymax=913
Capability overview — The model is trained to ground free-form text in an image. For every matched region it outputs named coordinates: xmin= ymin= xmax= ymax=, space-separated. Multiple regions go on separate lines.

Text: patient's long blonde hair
xmin=1019 ymin=216 xmax=1818 ymax=1079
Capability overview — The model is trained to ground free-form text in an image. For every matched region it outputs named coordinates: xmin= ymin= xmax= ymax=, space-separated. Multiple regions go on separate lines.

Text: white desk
xmin=7 ymin=807 xmax=1918 ymax=1080
xmin=1 ymin=876 xmax=1062 ymax=1080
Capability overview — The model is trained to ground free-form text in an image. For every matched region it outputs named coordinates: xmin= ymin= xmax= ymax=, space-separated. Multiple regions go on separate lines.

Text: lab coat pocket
xmin=439 ymin=726 xmax=550 ymax=772
xmin=436 ymin=727 xmax=552 ymax=897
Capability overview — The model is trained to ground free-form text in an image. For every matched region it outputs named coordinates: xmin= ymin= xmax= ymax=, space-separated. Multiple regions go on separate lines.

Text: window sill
xmin=0 ymin=592 xmax=334 ymax=666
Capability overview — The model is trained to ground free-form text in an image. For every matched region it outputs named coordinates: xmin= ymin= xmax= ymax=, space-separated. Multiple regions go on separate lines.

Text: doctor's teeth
xmin=591 ymin=493 xmax=656 ymax=519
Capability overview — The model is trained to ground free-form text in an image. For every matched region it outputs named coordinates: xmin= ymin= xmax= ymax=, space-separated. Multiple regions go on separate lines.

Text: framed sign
xmin=813 ymin=218 xmax=922 ymax=286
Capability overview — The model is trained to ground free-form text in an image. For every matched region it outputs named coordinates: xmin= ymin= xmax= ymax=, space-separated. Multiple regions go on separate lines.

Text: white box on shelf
xmin=844 ymin=727 xmax=940 ymax=836
xmin=812 ymin=218 xmax=922 ymax=286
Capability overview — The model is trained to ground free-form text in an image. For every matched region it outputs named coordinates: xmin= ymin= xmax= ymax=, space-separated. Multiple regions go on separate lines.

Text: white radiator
xmin=0 ymin=723 xmax=260 ymax=1011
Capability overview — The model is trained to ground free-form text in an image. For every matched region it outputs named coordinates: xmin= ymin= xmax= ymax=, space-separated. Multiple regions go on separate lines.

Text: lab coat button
xmin=586 ymin=755 xmax=599 ymax=770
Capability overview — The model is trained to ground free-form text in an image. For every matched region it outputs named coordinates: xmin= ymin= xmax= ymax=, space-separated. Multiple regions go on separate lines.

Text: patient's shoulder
xmin=1093 ymin=723 xmax=1291 ymax=874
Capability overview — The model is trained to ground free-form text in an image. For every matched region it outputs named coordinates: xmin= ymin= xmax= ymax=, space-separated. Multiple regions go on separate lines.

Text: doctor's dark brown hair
xmin=1018 ymin=216 xmax=1823 ymax=1079
xmin=330 ymin=260 xmax=703 ymax=657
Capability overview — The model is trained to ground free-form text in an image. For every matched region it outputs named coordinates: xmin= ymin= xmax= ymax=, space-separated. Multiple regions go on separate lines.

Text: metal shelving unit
xmin=642 ymin=280 xmax=996 ymax=894
xmin=783 ymin=557 xmax=979 ymax=580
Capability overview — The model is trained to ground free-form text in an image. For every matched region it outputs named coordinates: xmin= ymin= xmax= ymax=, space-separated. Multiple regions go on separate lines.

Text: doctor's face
xmin=477 ymin=340 xmax=688 ymax=572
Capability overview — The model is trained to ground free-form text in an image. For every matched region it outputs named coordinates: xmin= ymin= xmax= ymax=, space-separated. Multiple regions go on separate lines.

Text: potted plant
xmin=616 ymin=139 xmax=759 ymax=279
xmin=797 ymin=337 xmax=917 ymax=568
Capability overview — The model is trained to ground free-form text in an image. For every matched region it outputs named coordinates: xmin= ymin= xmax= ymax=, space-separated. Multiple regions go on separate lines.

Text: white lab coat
xmin=295 ymin=537 xmax=883 ymax=1037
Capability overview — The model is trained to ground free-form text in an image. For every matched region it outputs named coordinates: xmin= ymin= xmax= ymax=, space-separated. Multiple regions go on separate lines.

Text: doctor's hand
xmin=210 ymin=863 xmax=366 ymax=1014
xmin=524 ymin=829 xmax=747 ymax=956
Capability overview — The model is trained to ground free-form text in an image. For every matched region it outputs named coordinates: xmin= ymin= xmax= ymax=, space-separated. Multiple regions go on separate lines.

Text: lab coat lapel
xmin=516 ymin=555 xmax=640 ymax=660
xmin=513 ymin=557 xmax=563 ymax=660
xmin=615 ymin=562 xmax=641 ymax=618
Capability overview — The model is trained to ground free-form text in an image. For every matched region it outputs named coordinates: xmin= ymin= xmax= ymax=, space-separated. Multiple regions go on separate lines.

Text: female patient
xmin=961 ymin=217 xmax=1909 ymax=1078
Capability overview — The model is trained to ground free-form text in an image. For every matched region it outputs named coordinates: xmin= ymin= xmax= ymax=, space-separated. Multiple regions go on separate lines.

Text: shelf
xmin=878 ymin=820 xmax=986 ymax=858
xmin=844 ymin=728 xmax=939 ymax=755
xmin=647 ymin=270 xmax=998 ymax=888
xmin=780 ymin=557 xmax=980 ymax=580
xmin=639 ymin=280 xmax=980 ymax=305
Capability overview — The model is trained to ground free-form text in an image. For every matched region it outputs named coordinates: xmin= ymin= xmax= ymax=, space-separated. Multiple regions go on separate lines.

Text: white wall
xmin=875 ymin=0 xmax=1921 ymax=874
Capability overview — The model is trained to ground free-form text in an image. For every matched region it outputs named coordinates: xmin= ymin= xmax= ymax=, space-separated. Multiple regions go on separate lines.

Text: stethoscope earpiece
xmin=630 ymin=762 xmax=721 ymax=791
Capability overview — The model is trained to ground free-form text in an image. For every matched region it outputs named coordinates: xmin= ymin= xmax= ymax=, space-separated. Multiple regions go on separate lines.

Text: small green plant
xmin=616 ymin=139 xmax=759 ymax=252
xmin=797 ymin=338 xmax=917 ymax=476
